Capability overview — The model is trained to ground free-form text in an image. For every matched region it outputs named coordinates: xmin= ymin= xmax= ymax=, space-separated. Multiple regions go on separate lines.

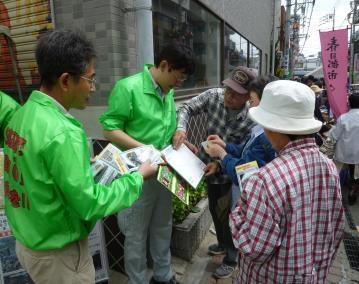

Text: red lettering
xmin=9 ymin=190 xmax=20 ymax=208
xmin=4 ymin=154 xmax=10 ymax=173
xmin=4 ymin=182 xmax=10 ymax=198
xmin=5 ymin=128 xmax=27 ymax=154
xmin=12 ymin=165 xmax=19 ymax=182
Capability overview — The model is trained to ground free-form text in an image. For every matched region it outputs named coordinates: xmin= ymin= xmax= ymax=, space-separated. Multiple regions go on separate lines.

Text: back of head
xmin=154 ymin=42 xmax=195 ymax=75
xmin=349 ymin=93 xmax=359 ymax=109
xmin=248 ymin=74 xmax=278 ymax=99
xmin=36 ymin=29 xmax=96 ymax=89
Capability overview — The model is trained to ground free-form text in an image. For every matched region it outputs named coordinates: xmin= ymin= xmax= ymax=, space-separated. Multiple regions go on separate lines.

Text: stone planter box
xmin=170 ymin=198 xmax=212 ymax=261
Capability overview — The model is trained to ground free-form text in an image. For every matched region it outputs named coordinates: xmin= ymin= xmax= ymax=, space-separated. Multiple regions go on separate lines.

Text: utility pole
xmin=332 ymin=7 xmax=335 ymax=30
xmin=290 ymin=0 xmax=298 ymax=78
xmin=284 ymin=0 xmax=292 ymax=78
xmin=350 ymin=1 xmax=358 ymax=85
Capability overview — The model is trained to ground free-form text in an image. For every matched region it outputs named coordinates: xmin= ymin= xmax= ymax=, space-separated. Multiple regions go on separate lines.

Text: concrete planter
xmin=170 ymin=198 xmax=212 ymax=261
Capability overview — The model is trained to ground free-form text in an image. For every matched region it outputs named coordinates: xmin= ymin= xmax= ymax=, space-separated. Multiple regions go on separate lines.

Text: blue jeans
xmin=117 ymin=178 xmax=173 ymax=284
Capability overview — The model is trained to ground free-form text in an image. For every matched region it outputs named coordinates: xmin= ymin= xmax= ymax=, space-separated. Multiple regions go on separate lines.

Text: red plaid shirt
xmin=229 ymin=138 xmax=344 ymax=283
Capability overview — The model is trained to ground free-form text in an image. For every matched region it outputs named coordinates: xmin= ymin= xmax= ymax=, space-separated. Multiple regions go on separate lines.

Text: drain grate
xmin=343 ymin=231 xmax=359 ymax=272
xmin=342 ymin=194 xmax=359 ymax=272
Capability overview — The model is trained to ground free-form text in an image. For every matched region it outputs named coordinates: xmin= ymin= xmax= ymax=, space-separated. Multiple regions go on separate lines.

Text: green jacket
xmin=0 ymin=91 xmax=20 ymax=147
xmin=4 ymin=91 xmax=143 ymax=250
xmin=99 ymin=65 xmax=177 ymax=150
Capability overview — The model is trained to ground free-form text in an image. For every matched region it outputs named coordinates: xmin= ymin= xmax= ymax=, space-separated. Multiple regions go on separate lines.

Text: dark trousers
xmin=208 ymin=183 xmax=238 ymax=266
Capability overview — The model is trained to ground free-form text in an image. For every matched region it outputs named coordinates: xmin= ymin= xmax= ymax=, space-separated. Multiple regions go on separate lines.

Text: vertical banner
xmin=320 ymin=28 xmax=349 ymax=118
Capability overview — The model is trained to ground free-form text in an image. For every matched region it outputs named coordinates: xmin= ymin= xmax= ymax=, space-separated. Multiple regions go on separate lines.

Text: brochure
xmin=235 ymin=161 xmax=259 ymax=191
xmin=161 ymin=144 xmax=206 ymax=189
xmin=118 ymin=145 xmax=164 ymax=173
xmin=157 ymin=165 xmax=190 ymax=205
xmin=91 ymin=143 xmax=123 ymax=185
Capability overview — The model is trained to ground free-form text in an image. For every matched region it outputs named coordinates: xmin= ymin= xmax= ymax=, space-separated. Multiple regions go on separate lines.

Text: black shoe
xmin=149 ymin=276 xmax=177 ymax=284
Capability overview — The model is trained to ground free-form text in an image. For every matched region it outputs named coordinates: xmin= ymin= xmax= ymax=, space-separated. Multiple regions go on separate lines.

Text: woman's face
xmin=249 ymin=91 xmax=260 ymax=107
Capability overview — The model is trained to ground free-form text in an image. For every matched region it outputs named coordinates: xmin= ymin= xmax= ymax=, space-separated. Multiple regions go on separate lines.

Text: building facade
xmin=1 ymin=0 xmax=280 ymax=137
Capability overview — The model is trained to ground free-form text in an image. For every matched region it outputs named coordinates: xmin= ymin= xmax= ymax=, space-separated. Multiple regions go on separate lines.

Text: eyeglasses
xmin=80 ymin=75 xmax=96 ymax=88
xmin=225 ymin=87 xmax=238 ymax=96
xmin=173 ymin=72 xmax=188 ymax=82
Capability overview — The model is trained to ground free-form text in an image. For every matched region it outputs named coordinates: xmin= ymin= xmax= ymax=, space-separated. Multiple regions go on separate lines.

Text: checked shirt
xmin=229 ymin=138 xmax=344 ymax=283
xmin=177 ymin=88 xmax=254 ymax=184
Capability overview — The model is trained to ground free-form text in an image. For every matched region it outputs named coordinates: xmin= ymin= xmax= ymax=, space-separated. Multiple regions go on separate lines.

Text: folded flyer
xmin=161 ymin=144 xmax=205 ymax=189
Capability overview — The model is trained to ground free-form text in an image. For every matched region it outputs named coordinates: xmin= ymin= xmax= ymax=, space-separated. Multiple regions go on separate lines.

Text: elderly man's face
xmin=224 ymin=87 xmax=249 ymax=110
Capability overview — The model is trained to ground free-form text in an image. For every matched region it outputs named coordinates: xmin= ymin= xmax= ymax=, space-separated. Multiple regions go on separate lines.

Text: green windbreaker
xmin=0 ymin=91 xmax=20 ymax=147
xmin=99 ymin=65 xmax=177 ymax=150
xmin=4 ymin=91 xmax=143 ymax=250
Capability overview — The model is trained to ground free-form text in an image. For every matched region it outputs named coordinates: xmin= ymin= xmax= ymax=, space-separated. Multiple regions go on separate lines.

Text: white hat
xmin=248 ymin=80 xmax=322 ymax=135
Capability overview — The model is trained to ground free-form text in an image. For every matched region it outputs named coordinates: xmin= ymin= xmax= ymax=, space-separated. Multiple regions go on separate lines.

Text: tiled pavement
xmin=110 ymin=194 xmax=359 ymax=284
xmin=110 ymin=227 xmax=359 ymax=284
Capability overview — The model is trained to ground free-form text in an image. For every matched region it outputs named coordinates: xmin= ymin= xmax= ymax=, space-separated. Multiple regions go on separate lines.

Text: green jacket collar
xmin=29 ymin=91 xmax=75 ymax=118
xmin=143 ymin=64 xmax=157 ymax=95
xmin=143 ymin=64 xmax=173 ymax=98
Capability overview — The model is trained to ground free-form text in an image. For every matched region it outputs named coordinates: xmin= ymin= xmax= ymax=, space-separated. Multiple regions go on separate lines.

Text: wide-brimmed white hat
xmin=249 ymin=80 xmax=322 ymax=135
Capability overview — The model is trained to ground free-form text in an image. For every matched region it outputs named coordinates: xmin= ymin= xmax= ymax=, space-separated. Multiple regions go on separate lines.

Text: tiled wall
xmin=53 ymin=0 xmax=138 ymax=106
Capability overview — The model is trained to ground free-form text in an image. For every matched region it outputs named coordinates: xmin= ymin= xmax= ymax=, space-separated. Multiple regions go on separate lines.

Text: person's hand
xmin=204 ymin=161 xmax=219 ymax=177
xmin=172 ymin=130 xmax=187 ymax=150
xmin=207 ymin=135 xmax=226 ymax=148
xmin=184 ymin=140 xmax=199 ymax=155
xmin=204 ymin=143 xmax=227 ymax=159
xmin=138 ymin=160 xmax=158 ymax=180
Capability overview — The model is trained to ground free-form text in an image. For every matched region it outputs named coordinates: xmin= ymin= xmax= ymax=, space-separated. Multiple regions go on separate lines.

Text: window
xmin=224 ymin=25 xmax=248 ymax=77
xmin=153 ymin=0 xmax=221 ymax=90
xmin=249 ymin=44 xmax=261 ymax=73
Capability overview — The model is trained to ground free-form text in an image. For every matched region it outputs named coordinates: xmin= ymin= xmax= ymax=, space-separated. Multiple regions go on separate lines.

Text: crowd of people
xmin=0 ymin=29 xmax=355 ymax=284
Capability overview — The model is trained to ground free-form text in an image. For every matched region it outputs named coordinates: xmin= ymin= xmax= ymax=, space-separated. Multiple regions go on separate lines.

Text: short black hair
xmin=349 ymin=94 xmax=359 ymax=109
xmin=248 ymin=74 xmax=278 ymax=100
xmin=36 ymin=29 xmax=96 ymax=88
xmin=154 ymin=42 xmax=195 ymax=75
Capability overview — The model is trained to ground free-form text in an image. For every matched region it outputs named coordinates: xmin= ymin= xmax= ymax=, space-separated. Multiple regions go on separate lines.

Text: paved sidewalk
xmin=109 ymin=198 xmax=359 ymax=284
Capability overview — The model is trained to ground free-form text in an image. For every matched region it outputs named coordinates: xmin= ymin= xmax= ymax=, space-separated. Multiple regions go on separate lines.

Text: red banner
xmin=320 ymin=29 xmax=349 ymax=118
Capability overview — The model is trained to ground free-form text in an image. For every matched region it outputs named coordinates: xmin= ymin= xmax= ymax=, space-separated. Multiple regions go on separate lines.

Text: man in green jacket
xmin=4 ymin=29 xmax=157 ymax=283
xmin=100 ymin=43 xmax=195 ymax=284
xmin=0 ymin=91 xmax=20 ymax=147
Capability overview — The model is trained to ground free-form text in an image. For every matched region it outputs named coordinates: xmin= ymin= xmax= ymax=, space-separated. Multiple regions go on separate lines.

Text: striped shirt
xmin=230 ymin=138 xmax=344 ymax=283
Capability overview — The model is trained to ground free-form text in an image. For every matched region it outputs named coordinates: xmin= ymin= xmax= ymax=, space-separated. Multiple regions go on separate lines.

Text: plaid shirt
xmin=229 ymin=138 xmax=344 ymax=283
xmin=177 ymin=88 xmax=254 ymax=184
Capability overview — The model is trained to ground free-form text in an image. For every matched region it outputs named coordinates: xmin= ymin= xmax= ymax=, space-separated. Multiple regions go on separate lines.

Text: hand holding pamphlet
xmin=117 ymin=145 xmax=164 ymax=173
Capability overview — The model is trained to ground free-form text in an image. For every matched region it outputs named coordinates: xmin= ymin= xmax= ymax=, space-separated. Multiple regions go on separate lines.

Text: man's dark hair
xmin=154 ymin=43 xmax=195 ymax=75
xmin=248 ymin=74 xmax=278 ymax=100
xmin=349 ymin=94 xmax=359 ymax=109
xmin=36 ymin=29 xmax=96 ymax=88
